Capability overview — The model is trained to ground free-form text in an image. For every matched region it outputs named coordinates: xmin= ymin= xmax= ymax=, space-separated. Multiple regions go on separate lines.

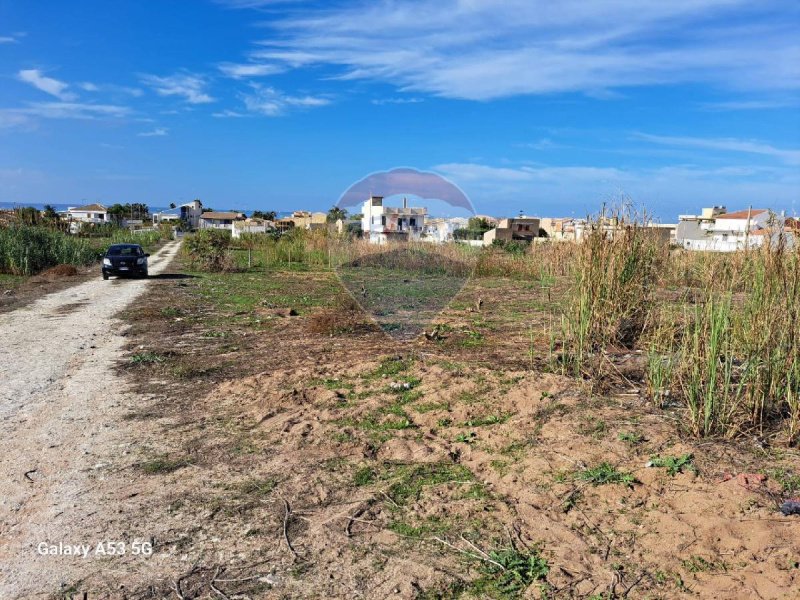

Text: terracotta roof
xmin=200 ymin=211 xmax=244 ymax=220
xmin=716 ymin=209 xmax=768 ymax=219
xmin=70 ymin=203 xmax=107 ymax=212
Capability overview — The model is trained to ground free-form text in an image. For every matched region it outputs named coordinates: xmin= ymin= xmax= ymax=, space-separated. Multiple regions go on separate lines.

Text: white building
xmin=361 ymin=195 xmax=427 ymax=244
xmin=180 ymin=200 xmax=204 ymax=229
xmin=423 ymin=217 xmax=469 ymax=243
xmin=677 ymin=207 xmax=773 ymax=252
xmin=199 ymin=211 xmax=245 ymax=232
xmin=67 ymin=203 xmax=110 ymax=233
xmin=152 ymin=211 xmax=181 ymax=225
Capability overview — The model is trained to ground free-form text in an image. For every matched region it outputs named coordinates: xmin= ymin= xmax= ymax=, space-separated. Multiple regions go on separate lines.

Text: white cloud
xmin=212 ymin=109 xmax=248 ymax=118
xmin=371 ymin=97 xmax=423 ymax=105
xmin=17 ymin=69 xmax=77 ymax=101
xmin=218 ymin=62 xmax=283 ymax=79
xmin=0 ymin=36 xmax=18 ymax=44
xmin=79 ymin=82 xmax=143 ymax=97
xmin=0 ymin=102 xmax=130 ymax=128
xmin=140 ymin=72 xmax=214 ymax=104
xmin=633 ymin=132 xmax=800 ymax=166
xmin=137 ymin=127 xmax=168 ymax=137
xmin=235 ymin=0 xmax=800 ymax=100
xmin=241 ymin=85 xmax=330 ymax=116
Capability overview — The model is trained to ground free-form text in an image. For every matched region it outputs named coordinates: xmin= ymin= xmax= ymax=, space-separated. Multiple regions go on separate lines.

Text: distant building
xmin=199 ymin=211 xmax=245 ymax=232
xmin=290 ymin=211 xmax=327 ymax=230
xmin=67 ymin=203 xmax=110 ymax=233
xmin=361 ymin=195 xmax=427 ymax=244
xmin=180 ymin=200 xmax=204 ymax=229
xmin=423 ymin=217 xmax=469 ymax=243
xmin=67 ymin=203 xmax=109 ymax=224
xmin=676 ymin=207 xmax=776 ymax=251
xmin=483 ymin=217 xmax=541 ymax=245
xmin=232 ymin=217 xmax=275 ymax=239
xmin=152 ymin=211 xmax=181 ymax=225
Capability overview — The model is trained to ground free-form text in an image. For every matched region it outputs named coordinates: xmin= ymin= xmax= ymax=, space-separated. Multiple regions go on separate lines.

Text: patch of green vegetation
xmin=130 ymin=351 xmax=165 ymax=364
xmin=459 ymin=329 xmax=485 ymax=348
xmin=576 ymin=462 xmax=636 ymax=487
xmin=160 ymin=306 xmax=183 ymax=317
xmin=312 ymin=377 xmax=356 ymax=391
xmin=682 ymin=555 xmax=727 ymax=573
xmin=437 ymin=417 xmax=453 ymax=427
xmin=499 ymin=434 xmax=539 ymax=458
xmin=336 ymin=412 xmax=414 ymax=432
xmin=764 ymin=468 xmax=800 ymax=494
xmin=648 ymin=454 xmax=697 ymax=476
xmin=139 ymin=455 xmax=190 ymax=474
xmin=235 ymin=477 xmax=277 ymax=497
xmin=388 ymin=515 xmax=450 ymax=538
xmin=455 ymin=432 xmax=478 ymax=444
xmin=463 ymin=413 xmax=510 ymax=427
xmin=469 ymin=546 xmax=550 ymax=599
xmin=577 ymin=416 xmax=607 ymax=439
xmin=354 ymin=465 xmax=376 ymax=486
xmin=414 ymin=401 xmax=449 ymax=413
xmin=618 ymin=431 xmax=644 ymax=445
xmin=364 ymin=356 xmax=415 ymax=380
xmin=372 ymin=462 xmax=477 ymax=506
xmin=330 ymin=430 xmax=355 ymax=443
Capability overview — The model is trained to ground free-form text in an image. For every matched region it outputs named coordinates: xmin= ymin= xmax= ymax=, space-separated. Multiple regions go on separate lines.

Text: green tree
xmin=327 ymin=206 xmax=348 ymax=223
xmin=252 ymin=210 xmax=277 ymax=221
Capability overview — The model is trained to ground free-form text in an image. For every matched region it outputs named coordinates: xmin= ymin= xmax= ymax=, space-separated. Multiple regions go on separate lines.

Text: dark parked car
xmin=102 ymin=244 xmax=149 ymax=279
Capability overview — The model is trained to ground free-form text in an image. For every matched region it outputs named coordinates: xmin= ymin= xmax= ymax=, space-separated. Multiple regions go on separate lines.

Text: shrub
xmin=183 ymin=229 xmax=234 ymax=271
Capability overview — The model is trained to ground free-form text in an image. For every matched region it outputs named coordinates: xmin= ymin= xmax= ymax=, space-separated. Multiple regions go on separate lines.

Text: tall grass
xmin=557 ymin=208 xmax=663 ymax=376
xmin=0 ymin=226 xmax=99 ymax=275
xmin=643 ymin=235 xmax=800 ymax=441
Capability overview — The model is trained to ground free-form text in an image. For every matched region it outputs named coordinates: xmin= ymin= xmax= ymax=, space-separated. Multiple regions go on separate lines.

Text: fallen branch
xmin=282 ymin=498 xmax=299 ymax=559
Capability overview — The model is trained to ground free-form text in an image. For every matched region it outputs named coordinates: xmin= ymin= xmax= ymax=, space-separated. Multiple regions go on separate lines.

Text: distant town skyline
xmin=1 ymin=1 xmax=798 ymax=220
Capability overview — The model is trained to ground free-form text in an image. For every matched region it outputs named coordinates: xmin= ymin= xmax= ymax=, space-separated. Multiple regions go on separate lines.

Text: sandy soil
xmin=0 ymin=241 xmax=181 ymax=599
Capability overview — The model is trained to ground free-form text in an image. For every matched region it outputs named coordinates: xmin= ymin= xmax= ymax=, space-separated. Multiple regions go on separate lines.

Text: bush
xmin=183 ymin=229 xmax=234 ymax=271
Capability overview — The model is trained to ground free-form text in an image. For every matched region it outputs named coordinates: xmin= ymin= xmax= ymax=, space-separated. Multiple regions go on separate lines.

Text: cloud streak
xmin=231 ymin=0 xmax=800 ymax=100
xmin=17 ymin=69 xmax=77 ymax=101
xmin=634 ymin=132 xmax=800 ymax=165
xmin=137 ymin=127 xmax=168 ymax=137
xmin=241 ymin=85 xmax=330 ymax=116
xmin=140 ymin=72 xmax=214 ymax=104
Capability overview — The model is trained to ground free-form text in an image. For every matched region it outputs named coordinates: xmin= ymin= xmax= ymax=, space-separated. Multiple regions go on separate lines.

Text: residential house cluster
xmin=676 ymin=207 xmax=797 ymax=251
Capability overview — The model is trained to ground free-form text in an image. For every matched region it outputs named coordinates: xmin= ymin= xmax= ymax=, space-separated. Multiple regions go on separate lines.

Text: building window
xmin=410 ymin=218 xmax=416 ymax=227
xmin=381 ymin=216 xmax=386 ymax=226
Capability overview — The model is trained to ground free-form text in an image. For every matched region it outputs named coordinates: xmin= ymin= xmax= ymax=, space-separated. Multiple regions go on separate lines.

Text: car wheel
xmin=102 ymin=272 xmax=109 ymax=280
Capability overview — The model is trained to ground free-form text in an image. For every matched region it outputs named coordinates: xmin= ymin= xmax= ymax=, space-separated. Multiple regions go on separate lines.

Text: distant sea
xmin=0 ymin=202 xmax=292 ymax=219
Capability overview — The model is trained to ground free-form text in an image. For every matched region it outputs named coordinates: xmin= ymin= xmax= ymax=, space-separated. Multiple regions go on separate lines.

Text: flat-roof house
xmin=180 ymin=200 xmax=203 ymax=229
xmin=198 ymin=211 xmax=245 ymax=232
xmin=361 ymin=195 xmax=427 ymax=244
xmin=483 ymin=217 xmax=541 ymax=245
xmin=677 ymin=207 xmax=773 ymax=251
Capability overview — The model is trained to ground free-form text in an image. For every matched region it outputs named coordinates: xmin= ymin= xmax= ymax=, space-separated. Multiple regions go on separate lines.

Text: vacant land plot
xmin=2 ymin=229 xmax=798 ymax=599
xmin=23 ymin=240 xmax=791 ymax=600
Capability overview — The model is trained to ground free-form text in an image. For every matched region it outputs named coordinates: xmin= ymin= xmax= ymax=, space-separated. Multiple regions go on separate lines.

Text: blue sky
xmin=1 ymin=0 xmax=798 ymax=219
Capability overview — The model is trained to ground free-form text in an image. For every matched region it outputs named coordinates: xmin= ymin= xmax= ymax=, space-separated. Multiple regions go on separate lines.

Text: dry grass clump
xmin=308 ymin=296 xmax=377 ymax=336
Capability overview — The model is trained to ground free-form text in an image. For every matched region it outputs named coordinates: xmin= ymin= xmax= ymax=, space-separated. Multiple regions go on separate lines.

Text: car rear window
xmin=107 ymin=246 xmax=142 ymax=256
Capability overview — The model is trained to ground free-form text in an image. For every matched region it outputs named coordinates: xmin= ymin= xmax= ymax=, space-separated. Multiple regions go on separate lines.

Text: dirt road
xmin=0 ymin=241 xmax=182 ymax=599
